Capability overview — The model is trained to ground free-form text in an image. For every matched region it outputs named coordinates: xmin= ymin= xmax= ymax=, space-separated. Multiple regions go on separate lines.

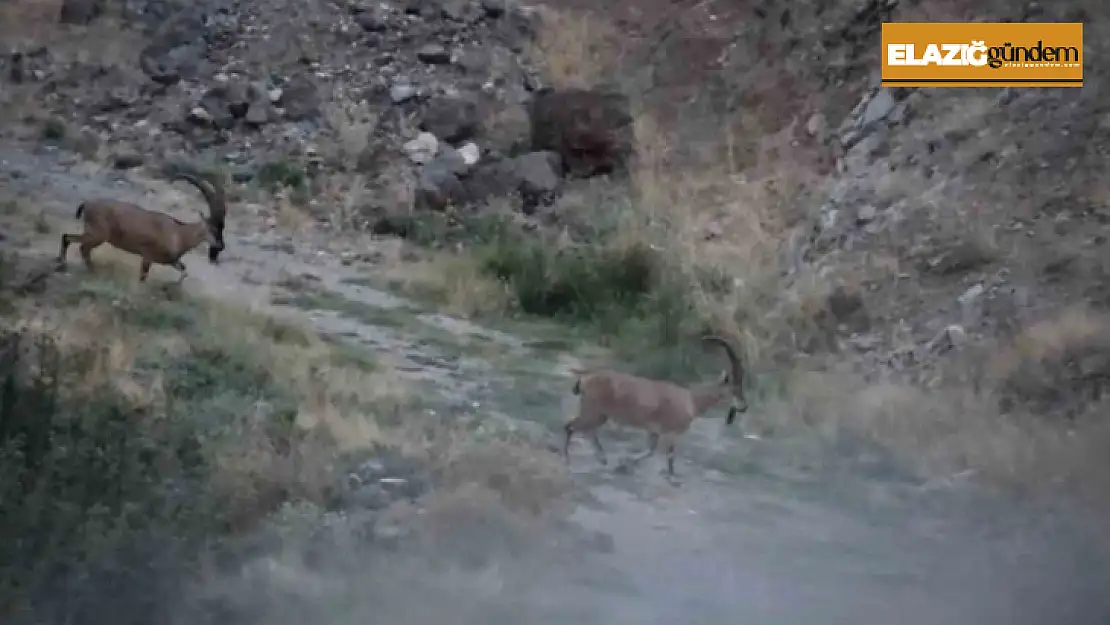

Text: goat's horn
xmin=701 ymin=334 xmax=744 ymax=387
xmin=172 ymin=172 xmax=226 ymax=226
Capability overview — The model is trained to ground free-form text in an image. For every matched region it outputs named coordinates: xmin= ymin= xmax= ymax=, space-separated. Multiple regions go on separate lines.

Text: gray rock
xmin=280 ymin=74 xmax=322 ymax=121
xmin=458 ymin=159 xmax=519 ymax=204
xmin=420 ymin=94 xmax=481 ymax=143
xmin=457 ymin=141 xmax=480 ymax=166
xmin=513 ymin=150 xmax=561 ymax=214
xmin=860 ymin=89 xmax=896 ymax=129
xmin=805 ymin=113 xmax=826 ymax=138
xmin=244 ymin=100 xmax=271 ymax=127
xmin=60 ymin=0 xmax=101 ymax=24
xmin=356 ymin=10 xmax=389 ymax=31
xmin=402 ymin=132 xmax=439 ymax=164
xmin=416 ymin=158 xmax=466 ymax=211
xmin=417 ymin=43 xmax=452 ymax=64
xmin=456 ymin=47 xmax=492 ymax=75
xmin=390 ymin=82 xmax=418 ymax=104
xmin=187 ymin=106 xmax=213 ymax=125
xmin=112 ymin=151 xmax=144 ymax=169
xmin=958 ymin=284 xmax=984 ymax=306
xmin=428 ymin=147 xmax=470 ymax=177
xmin=481 ymin=0 xmax=507 ymax=17
xmin=855 ymin=204 xmax=877 ymax=224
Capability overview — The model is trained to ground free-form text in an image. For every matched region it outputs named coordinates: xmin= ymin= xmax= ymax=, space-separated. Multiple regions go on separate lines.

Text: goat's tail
xmin=75 ymin=202 xmax=86 ymax=219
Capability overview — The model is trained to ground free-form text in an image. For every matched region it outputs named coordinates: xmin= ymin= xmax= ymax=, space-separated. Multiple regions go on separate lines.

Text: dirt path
xmin=3 ymin=144 xmax=1110 ymax=625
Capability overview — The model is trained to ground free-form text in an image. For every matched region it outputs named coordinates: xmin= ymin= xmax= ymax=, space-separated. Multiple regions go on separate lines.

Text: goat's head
xmin=172 ymin=171 xmax=227 ymax=264
xmin=701 ymin=335 xmax=747 ymax=424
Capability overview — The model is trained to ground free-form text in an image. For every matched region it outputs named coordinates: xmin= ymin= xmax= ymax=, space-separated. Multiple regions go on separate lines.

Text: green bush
xmin=0 ymin=322 xmax=312 ymax=623
xmin=476 ymin=233 xmax=696 ymax=342
xmin=0 ymin=330 xmax=215 ymax=621
xmin=257 ymin=159 xmax=306 ymax=191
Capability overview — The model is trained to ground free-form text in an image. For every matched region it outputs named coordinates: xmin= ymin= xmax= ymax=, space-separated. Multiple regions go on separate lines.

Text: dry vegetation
xmin=375 ymin=1 xmax=1110 ymax=509
xmin=0 ymin=250 xmax=568 ymax=620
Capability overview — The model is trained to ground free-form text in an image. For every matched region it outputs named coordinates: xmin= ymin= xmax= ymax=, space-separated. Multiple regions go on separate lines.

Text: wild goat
xmin=563 ymin=335 xmax=747 ymax=477
xmin=57 ymin=172 xmax=228 ymax=282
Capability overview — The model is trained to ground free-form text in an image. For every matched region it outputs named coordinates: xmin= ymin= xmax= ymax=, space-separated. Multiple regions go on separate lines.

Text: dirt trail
xmin=3 ymin=145 xmax=1110 ymax=625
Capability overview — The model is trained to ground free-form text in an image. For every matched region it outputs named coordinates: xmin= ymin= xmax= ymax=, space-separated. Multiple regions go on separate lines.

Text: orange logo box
xmin=881 ymin=22 xmax=1083 ymax=87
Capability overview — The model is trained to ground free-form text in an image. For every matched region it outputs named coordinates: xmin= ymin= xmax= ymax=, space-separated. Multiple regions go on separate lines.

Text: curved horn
xmin=701 ymin=334 xmax=744 ymax=388
xmin=172 ymin=172 xmax=227 ymax=226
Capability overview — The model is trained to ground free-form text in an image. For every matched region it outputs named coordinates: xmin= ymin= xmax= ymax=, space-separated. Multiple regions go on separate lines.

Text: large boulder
xmin=420 ymin=94 xmax=482 ymax=144
xmin=528 ymin=88 xmax=633 ymax=178
xmin=59 ymin=0 xmax=102 ymax=24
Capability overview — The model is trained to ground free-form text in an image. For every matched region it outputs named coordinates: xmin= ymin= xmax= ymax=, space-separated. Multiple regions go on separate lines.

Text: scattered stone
xmin=111 ymin=151 xmax=144 ymax=169
xmin=927 ymin=324 xmax=968 ymax=354
xmin=806 ymin=113 xmax=826 ymax=138
xmin=403 ymin=132 xmax=439 ymax=164
xmin=420 ymin=94 xmax=482 ymax=143
xmin=60 ymin=0 xmax=101 ymax=24
xmin=958 ymin=284 xmax=984 ymax=306
xmin=355 ymin=10 xmax=388 ymax=31
xmin=187 ymin=106 xmax=213 ymax=125
xmin=415 ymin=148 xmax=470 ymax=210
xmin=513 ymin=150 xmax=561 ymax=213
xmin=390 ymin=82 xmax=418 ymax=104
xmin=860 ymin=89 xmax=896 ymax=129
xmin=457 ymin=141 xmax=480 ymax=166
xmin=703 ymin=220 xmax=724 ymax=240
xmin=280 ymin=74 xmax=322 ymax=121
xmin=416 ymin=43 xmax=452 ymax=64
xmin=855 ymin=204 xmax=876 ymax=224
xmin=481 ymin=0 xmax=507 ymax=18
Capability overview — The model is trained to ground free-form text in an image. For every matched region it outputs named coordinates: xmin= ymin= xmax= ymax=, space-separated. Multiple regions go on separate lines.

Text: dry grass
xmin=752 ymin=365 xmax=1110 ymax=501
xmin=612 ymin=111 xmax=827 ymax=358
xmin=376 ymin=251 xmax=514 ymax=319
xmin=274 ymin=191 xmax=316 ymax=234
xmin=321 ymin=99 xmax=379 ymax=169
xmin=530 ymin=5 xmax=624 ymax=89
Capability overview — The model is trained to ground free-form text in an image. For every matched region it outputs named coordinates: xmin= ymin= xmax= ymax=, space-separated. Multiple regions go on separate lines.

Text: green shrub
xmin=0 ymin=321 xmax=315 ymax=623
xmin=257 ymin=159 xmax=306 ymax=191
xmin=475 ymin=232 xmax=696 ymax=343
xmin=0 ymin=330 xmax=216 ymax=621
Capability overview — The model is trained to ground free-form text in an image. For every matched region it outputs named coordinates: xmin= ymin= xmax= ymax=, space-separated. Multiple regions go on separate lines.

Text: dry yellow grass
xmin=322 ymin=99 xmax=379 ymax=168
xmin=375 ymin=251 xmax=514 ymax=319
xmin=274 ymin=192 xmax=316 ymax=234
xmin=531 ymin=5 xmax=623 ymax=89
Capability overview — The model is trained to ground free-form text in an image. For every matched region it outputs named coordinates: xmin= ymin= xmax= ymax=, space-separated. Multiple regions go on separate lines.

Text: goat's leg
xmin=172 ymin=260 xmax=187 ymax=283
xmin=78 ymin=239 xmax=102 ymax=271
xmin=629 ymin=432 xmax=660 ymax=465
xmin=564 ymin=406 xmax=607 ymax=467
xmin=139 ymin=259 xmax=152 ymax=282
xmin=57 ymin=233 xmax=76 ymax=268
xmin=664 ymin=436 xmax=678 ymax=477
xmin=589 ymin=430 xmax=608 ymax=466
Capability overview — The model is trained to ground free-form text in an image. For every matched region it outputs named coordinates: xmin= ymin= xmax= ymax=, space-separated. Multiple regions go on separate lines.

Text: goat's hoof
xmin=613 ymin=461 xmax=634 ymax=475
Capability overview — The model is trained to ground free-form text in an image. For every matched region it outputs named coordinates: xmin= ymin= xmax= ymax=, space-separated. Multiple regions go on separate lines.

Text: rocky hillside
xmin=3 ymin=0 xmax=1109 ymax=500
xmin=1 ymin=0 xmax=634 ymax=227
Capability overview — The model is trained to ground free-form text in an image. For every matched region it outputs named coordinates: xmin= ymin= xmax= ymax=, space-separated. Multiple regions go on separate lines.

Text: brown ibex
xmin=563 ymin=335 xmax=747 ymax=477
xmin=57 ymin=172 xmax=228 ymax=282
